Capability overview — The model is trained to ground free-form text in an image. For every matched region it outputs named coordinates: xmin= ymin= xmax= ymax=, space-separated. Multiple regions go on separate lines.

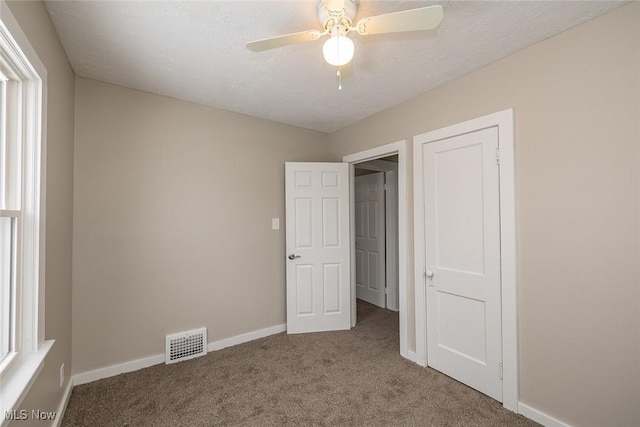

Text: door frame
xmin=413 ymin=109 xmax=518 ymax=411
xmin=343 ymin=140 xmax=409 ymax=359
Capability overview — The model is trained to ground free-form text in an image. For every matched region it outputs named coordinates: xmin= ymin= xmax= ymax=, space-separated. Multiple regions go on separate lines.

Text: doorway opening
xmin=354 ymin=156 xmax=399 ymax=311
xmin=343 ymin=140 xmax=409 ymax=359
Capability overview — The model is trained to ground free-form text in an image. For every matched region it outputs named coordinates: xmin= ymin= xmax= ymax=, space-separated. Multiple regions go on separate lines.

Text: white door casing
xmin=423 ymin=127 xmax=502 ymax=401
xmin=384 ymin=169 xmax=399 ymax=311
xmin=413 ymin=109 xmax=518 ymax=411
xmin=355 ymin=172 xmax=386 ymax=308
xmin=285 ymin=162 xmax=351 ymax=334
xmin=343 ymin=140 xmax=409 ymax=359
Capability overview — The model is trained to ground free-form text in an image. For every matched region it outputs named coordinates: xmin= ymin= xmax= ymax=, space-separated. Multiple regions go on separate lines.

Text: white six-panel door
xmin=355 ymin=172 xmax=387 ymax=308
xmin=285 ymin=162 xmax=351 ymax=334
xmin=422 ymin=127 xmax=503 ymax=401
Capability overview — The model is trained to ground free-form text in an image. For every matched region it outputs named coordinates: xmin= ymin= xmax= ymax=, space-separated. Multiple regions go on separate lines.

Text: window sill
xmin=0 ymin=340 xmax=54 ymax=425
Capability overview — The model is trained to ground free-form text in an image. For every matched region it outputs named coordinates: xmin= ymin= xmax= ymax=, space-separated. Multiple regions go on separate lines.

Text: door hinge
xmin=496 ymin=147 xmax=501 ymax=165
xmin=499 ymin=361 xmax=503 ymax=380
xmin=384 ymin=287 xmax=388 ymax=295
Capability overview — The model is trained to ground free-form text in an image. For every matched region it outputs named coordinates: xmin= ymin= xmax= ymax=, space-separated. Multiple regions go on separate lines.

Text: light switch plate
xmin=272 ymin=218 xmax=280 ymax=230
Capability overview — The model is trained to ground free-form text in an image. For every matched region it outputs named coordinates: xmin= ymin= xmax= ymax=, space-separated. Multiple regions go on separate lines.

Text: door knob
xmin=426 ymin=269 xmax=435 ymax=287
xmin=288 ymin=253 xmax=301 ymax=260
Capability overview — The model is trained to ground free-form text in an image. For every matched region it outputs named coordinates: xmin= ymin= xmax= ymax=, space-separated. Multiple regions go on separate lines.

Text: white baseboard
xmin=53 ymin=377 xmax=74 ymax=427
xmin=208 ymin=324 xmax=286 ymax=352
xmin=406 ymin=350 xmax=417 ymax=363
xmin=518 ymin=402 xmax=570 ymax=427
xmin=73 ymin=353 xmax=165 ymax=386
xmin=72 ymin=323 xmax=287 ymax=386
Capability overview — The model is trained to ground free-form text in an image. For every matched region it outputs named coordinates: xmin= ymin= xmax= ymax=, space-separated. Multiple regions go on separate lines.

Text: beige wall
xmin=72 ymin=78 xmax=332 ymax=374
xmin=330 ymin=4 xmax=639 ymax=427
xmin=5 ymin=0 xmax=75 ymax=423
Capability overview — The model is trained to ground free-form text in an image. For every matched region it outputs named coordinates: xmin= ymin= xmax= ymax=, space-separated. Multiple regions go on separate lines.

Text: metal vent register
xmin=165 ymin=328 xmax=207 ymax=364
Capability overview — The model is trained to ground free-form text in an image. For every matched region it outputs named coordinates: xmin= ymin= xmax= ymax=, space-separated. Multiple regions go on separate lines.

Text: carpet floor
xmin=62 ymin=301 xmax=538 ymax=426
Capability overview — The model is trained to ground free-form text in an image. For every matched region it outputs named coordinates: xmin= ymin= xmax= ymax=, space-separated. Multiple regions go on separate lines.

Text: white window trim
xmin=0 ymin=2 xmax=51 ymax=420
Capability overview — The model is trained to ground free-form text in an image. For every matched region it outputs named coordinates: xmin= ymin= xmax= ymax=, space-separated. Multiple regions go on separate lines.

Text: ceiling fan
xmin=246 ymin=0 xmax=443 ymax=70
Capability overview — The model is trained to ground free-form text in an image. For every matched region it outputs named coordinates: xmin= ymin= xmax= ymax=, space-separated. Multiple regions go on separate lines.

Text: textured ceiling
xmin=44 ymin=1 xmax=623 ymax=133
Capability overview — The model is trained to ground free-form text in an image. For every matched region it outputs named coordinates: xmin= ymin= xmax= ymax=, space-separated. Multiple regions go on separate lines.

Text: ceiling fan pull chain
xmin=337 ymin=67 xmax=342 ymax=90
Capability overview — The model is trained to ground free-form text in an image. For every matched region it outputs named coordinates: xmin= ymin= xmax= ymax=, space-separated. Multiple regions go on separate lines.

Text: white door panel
xmin=285 ymin=162 xmax=351 ymax=334
xmin=355 ymin=172 xmax=386 ymax=308
xmin=423 ymin=127 xmax=502 ymax=401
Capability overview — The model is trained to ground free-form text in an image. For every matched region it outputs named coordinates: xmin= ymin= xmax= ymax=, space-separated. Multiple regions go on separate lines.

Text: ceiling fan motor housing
xmin=318 ymin=0 xmax=359 ymax=30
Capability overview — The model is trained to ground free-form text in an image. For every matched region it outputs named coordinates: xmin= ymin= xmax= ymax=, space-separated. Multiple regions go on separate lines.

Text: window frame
xmin=0 ymin=2 xmax=51 ymax=418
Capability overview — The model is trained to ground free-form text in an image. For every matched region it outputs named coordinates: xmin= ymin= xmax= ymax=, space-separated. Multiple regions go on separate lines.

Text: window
xmin=0 ymin=4 xmax=51 ymax=415
xmin=0 ymin=60 xmax=21 ymax=369
xmin=0 ymin=211 xmax=14 ymax=363
xmin=0 ymin=204 xmax=16 ymax=364
xmin=0 ymin=73 xmax=10 ymax=363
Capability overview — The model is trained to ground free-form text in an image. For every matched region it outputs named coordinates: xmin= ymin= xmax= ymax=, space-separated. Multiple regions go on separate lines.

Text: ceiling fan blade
xmin=356 ymin=5 xmax=443 ymax=36
xmin=246 ymin=30 xmax=323 ymax=52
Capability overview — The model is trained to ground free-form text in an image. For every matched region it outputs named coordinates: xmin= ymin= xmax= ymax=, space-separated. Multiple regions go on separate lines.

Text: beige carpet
xmin=62 ymin=301 xmax=538 ymax=426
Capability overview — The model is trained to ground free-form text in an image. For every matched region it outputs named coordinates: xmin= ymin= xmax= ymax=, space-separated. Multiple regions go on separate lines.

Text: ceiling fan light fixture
xmin=322 ymin=25 xmax=354 ymax=66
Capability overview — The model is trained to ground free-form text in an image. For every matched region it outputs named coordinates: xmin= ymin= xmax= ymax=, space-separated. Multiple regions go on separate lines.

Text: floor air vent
xmin=165 ymin=328 xmax=207 ymax=364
